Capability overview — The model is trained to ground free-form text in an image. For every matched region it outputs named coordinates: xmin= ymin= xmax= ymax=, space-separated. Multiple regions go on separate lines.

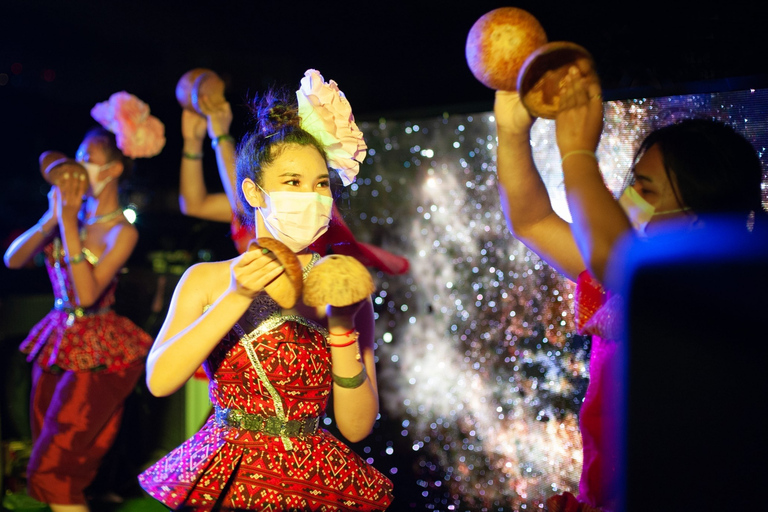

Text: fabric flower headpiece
xmin=90 ymin=91 xmax=166 ymax=158
xmin=296 ymin=69 xmax=367 ymax=186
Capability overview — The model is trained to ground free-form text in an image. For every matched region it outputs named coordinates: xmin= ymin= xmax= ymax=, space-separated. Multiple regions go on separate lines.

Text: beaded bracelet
xmin=64 ymin=250 xmax=86 ymax=265
xmin=328 ymin=330 xmax=360 ymax=348
xmin=183 ymin=151 xmax=203 ymax=160
xmin=211 ymin=134 xmax=234 ymax=149
xmin=329 ymin=327 xmax=356 ymax=337
xmin=560 ymin=150 xmax=597 ymax=166
xmin=331 ymin=367 xmax=368 ymax=389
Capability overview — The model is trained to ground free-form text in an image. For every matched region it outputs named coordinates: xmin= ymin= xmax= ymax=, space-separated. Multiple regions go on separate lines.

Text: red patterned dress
xmin=138 ymin=294 xmax=394 ymax=511
xmin=547 ymin=271 xmax=624 ymax=512
xmin=21 ymin=239 xmax=152 ymax=372
xmin=20 ymin=238 xmax=152 ymax=505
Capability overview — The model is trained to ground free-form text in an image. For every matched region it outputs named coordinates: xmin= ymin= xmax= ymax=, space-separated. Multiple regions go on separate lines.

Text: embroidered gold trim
xmin=235 ymin=313 xmax=327 ymax=450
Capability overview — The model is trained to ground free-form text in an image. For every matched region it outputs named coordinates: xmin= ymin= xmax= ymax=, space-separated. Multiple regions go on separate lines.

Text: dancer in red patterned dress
xmin=139 ymin=71 xmax=394 ymax=511
xmin=3 ymin=92 xmax=165 ymax=512
xmin=494 ymin=66 xmax=764 ymax=511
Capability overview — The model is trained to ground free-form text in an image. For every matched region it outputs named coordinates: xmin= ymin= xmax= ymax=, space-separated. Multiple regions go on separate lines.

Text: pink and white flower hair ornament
xmin=90 ymin=91 xmax=166 ymax=158
xmin=296 ymin=69 xmax=367 ymax=186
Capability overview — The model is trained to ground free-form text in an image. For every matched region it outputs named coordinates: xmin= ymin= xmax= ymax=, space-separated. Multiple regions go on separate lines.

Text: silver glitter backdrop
xmin=332 ymin=88 xmax=768 ymax=511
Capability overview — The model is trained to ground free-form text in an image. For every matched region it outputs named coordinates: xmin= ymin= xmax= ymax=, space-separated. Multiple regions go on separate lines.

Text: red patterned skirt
xmin=21 ymin=309 xmax=152 ymax=372
xmin=138 ymin=416 xmax=393 ymax=511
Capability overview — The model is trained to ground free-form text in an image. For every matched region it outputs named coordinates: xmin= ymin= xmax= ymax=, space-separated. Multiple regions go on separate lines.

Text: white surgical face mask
xmin=257 ymin=187 xmax=333 ymax=252
xmin=618 ymin=186 xmax=690 ymax=236
xmin=80 ymin=161 xmax=114 ymax=197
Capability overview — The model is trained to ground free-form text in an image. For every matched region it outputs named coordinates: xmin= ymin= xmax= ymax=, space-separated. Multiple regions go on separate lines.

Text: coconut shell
xmin=40 ymin=152 xmax=87 ymax=185
xmin=303 ymin=254 xmax=375 ymax=308
xmin=465 ymin=7 xmax=548 ymax=91
xmin=248 ymin=237 xmax=303 ymax=309
xmin=175 ymin=68 xmax=226 ymax=114
xmin=517 ymin=41 xmax=597 ymax=119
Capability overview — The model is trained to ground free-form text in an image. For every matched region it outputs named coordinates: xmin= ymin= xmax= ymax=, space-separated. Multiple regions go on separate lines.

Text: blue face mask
xmin=618 ymin=186 xmax=690 ymax=235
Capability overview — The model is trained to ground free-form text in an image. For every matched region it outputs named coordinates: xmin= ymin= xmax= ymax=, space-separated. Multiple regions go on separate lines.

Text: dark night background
xmin=1 ymin=1 xmax=767 ymax=509
xmin=2 ymin=0 xmax=767 ymax=238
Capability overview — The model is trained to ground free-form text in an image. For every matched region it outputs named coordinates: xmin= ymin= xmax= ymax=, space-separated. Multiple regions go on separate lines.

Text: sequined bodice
xmin=43 ymin=239 xmax=116 ymax=311
xmin=205 ymin=299 xmax=331 ymax=422
xmin=204 ymin=253 xmax=329 ymax=421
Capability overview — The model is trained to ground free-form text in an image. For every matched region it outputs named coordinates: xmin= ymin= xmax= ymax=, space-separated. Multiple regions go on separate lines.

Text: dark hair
xmin=82 ymin=126 xmax=136 ymax=186
xmin=634 ymin=118 xmax=763 ymax=215
xmin=235 ymin=88 xmax=331 ymax=228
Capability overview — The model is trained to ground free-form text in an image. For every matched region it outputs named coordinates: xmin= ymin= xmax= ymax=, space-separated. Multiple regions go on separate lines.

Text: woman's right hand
xmin=181 ymin=108 xmax=208 ymax=142
xmin=46 ymin=186 xmax=59 ymax=216
xmin=229 ymin=248 xmax=285 ymax=299
xmin=54 ymin=168 xmax=88 ymax=223
xmin=494 ymin=90 xmax=535 ymax=136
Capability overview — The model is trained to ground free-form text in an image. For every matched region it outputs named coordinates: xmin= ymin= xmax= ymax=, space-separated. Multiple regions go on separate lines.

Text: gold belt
xmin=214 ymin=407 xmax=320 ymax=438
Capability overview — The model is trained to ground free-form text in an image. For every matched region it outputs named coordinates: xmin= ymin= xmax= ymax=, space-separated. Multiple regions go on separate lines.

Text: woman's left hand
xmin=55 ymin=166 xmax=88 ymax=222
xmin=555 ymin=63 xmax=604 ymax=155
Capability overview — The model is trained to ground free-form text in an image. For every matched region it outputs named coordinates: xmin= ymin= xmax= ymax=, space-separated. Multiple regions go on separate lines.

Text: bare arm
xmin=3 ymin=190 xmax=59 ymax=269
xmin=201 ymin=96 xmax=240 ymax=215
xmin=145 ymin=250 xmax=284 ymax=397
xmin=179 ymin=108 xmax=232 ymax=222
xmin=555 ymin=67 xmax=632 ymax=282
xmin=328 ymin=298 xmax=381 ymax=442
xmin=494 ymin=90 xmax=586 ymax=281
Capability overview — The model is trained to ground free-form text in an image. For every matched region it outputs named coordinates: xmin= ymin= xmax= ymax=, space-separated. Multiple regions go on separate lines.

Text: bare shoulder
xmin=178 ymin=258 xmax=236 ymax=305
xmin=105 ymin=218 xmax=139 ymax=249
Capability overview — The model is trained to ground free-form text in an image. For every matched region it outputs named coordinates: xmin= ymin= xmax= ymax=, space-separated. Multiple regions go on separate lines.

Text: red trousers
xmin=26 ymin=362 xmax=143 ymax=505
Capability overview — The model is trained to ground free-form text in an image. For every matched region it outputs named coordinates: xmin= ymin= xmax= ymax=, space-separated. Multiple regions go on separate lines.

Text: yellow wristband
xmin=560 ymin=150 xmax=597 ymax=166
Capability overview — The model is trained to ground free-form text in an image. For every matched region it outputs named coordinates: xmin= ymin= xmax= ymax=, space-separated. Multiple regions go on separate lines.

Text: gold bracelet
xmin=182 ymin=151 xmax=203 ymax=160
xmin=560 ymin=150 xmax=597 ymax=166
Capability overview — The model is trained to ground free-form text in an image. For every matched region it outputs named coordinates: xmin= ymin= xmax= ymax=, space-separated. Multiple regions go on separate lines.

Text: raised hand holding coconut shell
xmin=466 ymin=6 xmax=599 ymax=119
xmin=246 ymin=237 xmax=304 ymax=309
xmin=303 ymin=254 xmax=375 ymax=308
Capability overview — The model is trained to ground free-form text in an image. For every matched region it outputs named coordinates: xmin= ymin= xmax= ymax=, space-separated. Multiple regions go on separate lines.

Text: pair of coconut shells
xmin=249 ymin=238 xmax=375 ymax=310
xmin=465 ymin=7 xmax=597 ymax=119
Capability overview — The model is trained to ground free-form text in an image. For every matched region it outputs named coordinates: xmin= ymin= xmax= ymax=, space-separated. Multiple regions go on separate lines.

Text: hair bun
xmin=250 ymin=89 xmax=300 ymax=137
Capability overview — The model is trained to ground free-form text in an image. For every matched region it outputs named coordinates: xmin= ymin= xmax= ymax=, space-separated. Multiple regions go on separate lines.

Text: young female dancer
xmin=495 ymin=67 xmax=763 ymax=511
xmin=139 ymin=71 xmax=394 ymax=511
xmin=4 ymin=91 xmax=165 ymax=512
